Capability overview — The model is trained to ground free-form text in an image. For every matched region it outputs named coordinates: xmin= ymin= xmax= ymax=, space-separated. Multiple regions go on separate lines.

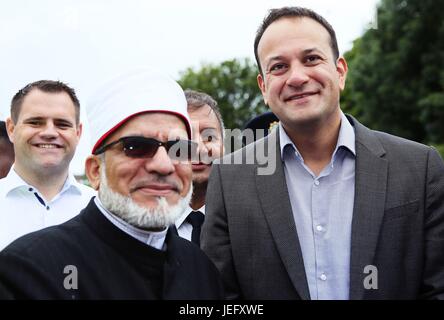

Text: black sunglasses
xmin=94 ymin=136 xmax=198 ymax=161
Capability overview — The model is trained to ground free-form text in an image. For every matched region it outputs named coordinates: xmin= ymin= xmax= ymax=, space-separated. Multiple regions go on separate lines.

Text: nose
xmin=39 ymin=121 xmax=58 ymax=138
xmin=193 ymin=135 xmax=207 ymax=163
xmin=144 ymin=145 xmax=175 ymax=175
xmin=285 ymin=64 xmax=310 ymax=88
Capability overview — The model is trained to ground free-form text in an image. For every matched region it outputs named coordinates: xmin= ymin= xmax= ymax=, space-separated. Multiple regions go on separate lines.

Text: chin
xmin=193 ymin=170 xmax=210 ymax=182
xmin=132 ymin=198 xmax=162 ymax=210
xmin=99 ymin=166 xmax=193 ymax=230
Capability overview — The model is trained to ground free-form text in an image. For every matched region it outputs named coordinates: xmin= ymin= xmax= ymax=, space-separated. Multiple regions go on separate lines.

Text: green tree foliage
xmin=178 ymin=58 xmax=267 ymax=130
xmin=343 ymin=0 xmax=444 ymax=145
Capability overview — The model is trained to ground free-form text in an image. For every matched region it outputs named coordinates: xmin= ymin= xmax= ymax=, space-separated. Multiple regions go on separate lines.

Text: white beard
xmin=98 ymin=165 xmax=192 ymax=230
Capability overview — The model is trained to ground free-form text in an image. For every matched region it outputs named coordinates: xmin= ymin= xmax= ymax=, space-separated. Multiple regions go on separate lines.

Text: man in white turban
xmin=0 ymin=70 xmax=223 ymax=300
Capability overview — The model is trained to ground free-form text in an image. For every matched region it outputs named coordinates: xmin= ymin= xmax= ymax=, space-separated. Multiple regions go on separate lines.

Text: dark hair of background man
xmin=253 ymin=6 xmax=340 ymax=76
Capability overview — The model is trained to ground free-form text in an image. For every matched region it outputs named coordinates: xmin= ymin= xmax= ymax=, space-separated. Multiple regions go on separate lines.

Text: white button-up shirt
xmin=0 ymin=168 xmax=97 ymax=250
xmin=280 ymin=112 xmax=356 ymax=300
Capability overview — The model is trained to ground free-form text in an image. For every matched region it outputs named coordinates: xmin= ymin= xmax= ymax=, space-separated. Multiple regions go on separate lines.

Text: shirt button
xmin=314 ymin=180 xmax=320 ymax=186
xmin=320 ymin=273 xmax=327 ymax=281
xmin=46 ymin=206 xmax=50 ymax=210
xmin=316 ymin=225 xmax=324 ymax=232
xmin=28 ymin=187 xmax=33 ymax=192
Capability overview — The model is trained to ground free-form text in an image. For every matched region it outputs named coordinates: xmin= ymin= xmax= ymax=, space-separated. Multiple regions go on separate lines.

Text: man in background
xmin=0 ymin=70 xmax=223 ymax=299
xmin=0 ymin=121 xmax=14 ymax=179
xmin=175 ymin=90 xmax=224 ymax=247
xmin=0 ymin=80 xmax=96 ymax=250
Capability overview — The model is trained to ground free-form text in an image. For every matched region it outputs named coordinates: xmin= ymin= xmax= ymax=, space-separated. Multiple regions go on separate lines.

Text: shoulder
xmin=0 ymin=214 xmax=87 ymax=262
xmin=350 ymin=115 xmax=435 ymax=157
xmin=0 ymin=173 xmax=21 ymax=197
xmin=373 ymin=130 xmax=430 ymax=152
xmin=73 ymin=181 xmax=97 ymax=198
xmin=0 ymin=215 xmax=91 ymax=299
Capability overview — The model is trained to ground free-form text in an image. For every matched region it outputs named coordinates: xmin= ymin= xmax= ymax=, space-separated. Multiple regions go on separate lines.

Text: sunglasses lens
xmin=167 ymin=140 xmax=197 ymax=161
xmin=122 ymin=137 xmax=158 ymax=158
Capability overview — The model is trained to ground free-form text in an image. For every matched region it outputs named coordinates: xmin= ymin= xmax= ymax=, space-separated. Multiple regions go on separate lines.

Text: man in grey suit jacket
xmin=201 ymin=6 xmax=444 ymax=299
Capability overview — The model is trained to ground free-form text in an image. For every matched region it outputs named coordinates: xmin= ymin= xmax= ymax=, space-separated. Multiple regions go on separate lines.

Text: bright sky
xmin=0 ymin=0 xmax=379 ymax=175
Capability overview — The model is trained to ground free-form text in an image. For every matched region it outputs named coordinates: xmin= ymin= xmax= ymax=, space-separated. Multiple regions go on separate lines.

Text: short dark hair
xmin=254 ymin=6 xmax=340 ymax=76
xmin=10 ymin=80 xmax=81 ymax=124
xmin=0 ymin=121 xmax=9 ymax=140
xmin=184 ymin=90 xmax=225 ymax=137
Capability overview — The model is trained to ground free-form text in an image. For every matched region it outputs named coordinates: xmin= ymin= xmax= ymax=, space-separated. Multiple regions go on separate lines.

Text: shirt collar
xmin=175 ymin=205 xmax=206 ymax=229
xmin=279 ymin=111 xmax=356 ymax=159
xmin=335 ymin=112 xmax=356 ymax=156
xmin=0 ymin=167 xmax=28 ymax=197
xmin=94 ymin=196 xmax=167 ymax=251
xmin=0 ymin=166 xmax=84 ymax=198
xmin=63 ymin=173 xmax=84 ymax=195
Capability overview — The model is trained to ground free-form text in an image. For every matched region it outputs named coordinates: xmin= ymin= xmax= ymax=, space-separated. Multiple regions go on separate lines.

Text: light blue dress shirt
xmin=279 ymin=112 xmax=356 ymax=300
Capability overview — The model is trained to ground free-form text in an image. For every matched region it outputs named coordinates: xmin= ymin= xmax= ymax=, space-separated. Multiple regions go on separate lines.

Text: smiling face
xmin=189 ymin=104 xmax=224 ymax=185
xmin=6 ymin=89 xmax=81 ymax=177
xmin=257 ymin=17 xmax=347 ymax=132
xmin=88 ymin=112 xmax=192 ymax=210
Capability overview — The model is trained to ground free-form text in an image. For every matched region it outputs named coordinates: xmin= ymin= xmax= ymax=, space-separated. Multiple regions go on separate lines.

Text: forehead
xmin=258 ymin=17 xmax=333 ymax=59
xmin=189 ymin=104 xmax=219 ymax=125
xmin=109 ymin=112 xmax=188 ymax=141
xmin=19 ymin=89 xmax=76 ymax=120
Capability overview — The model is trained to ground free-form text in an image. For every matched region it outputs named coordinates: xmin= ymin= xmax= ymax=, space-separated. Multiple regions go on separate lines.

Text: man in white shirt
xmin=0 ymin=80 xmax=96 ymax=250
xmin=175 ymin=90 xmax=225 ymax=246
xmin=0 ymin=70 xmax=223 ymax=299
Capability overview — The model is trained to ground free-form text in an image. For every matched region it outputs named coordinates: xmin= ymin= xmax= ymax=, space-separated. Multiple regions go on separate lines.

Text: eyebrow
xmin=200 ymin=126 xmax=218 ymax=131
xmin=265 ymin=56 xmax=285 ymax=71
xmin=22 ymin=116 xmax=45 ymax=122
xmin=23 ymin=116 xmax=74 ymax=124
xmin=54 ymin=119 xmax=75 ymax=126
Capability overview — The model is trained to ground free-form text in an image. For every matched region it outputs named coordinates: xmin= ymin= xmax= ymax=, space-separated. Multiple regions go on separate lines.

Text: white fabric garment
xmin=0 ymin=168 xmax=96 ymax=250
xmin=87 ymin=69 xmax=192 ymax=153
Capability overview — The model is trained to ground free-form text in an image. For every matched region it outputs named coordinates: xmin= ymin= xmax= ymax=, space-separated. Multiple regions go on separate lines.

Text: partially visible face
xmin=0 ymin=139 xmax=14 ymax=178
xmin=96 ymin=112 xmax=193 ymax=210
xmin=189 ymin=104 xmax=224 ymax=185
xmin=6 ymin=89 xmax=81 ymax=176
xmin=257 ymin=17 xmax=347 ymax=130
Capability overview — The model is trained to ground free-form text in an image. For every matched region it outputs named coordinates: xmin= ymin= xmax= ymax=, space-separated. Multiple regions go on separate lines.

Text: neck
xmin=283 ymin=109 xmax=342 ymax=176
xmin=190 ymin=181 xmax=207 ymax=210
xmin=13 ymin=163 xmax=69 ymax=201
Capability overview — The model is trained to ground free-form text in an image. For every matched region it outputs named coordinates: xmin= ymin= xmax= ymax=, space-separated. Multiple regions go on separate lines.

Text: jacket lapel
xmin=347 ymin=116 xmax=388 ymax=299
xmin=255 ymin=130 xmax=311 ymax=300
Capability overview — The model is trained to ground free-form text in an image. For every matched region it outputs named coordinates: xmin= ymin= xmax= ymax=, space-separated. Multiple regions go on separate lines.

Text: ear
xmin=76 ymin=122 xmax=83 ymax=140
xmin=336 ymin=57 xmax=348 ymax=91
xmin=85 ymin=155 xmax=102 ymax=191
xmin=5 ymin=117 xmax=15 ymax=143
xmin=257 ymin=73 xmax=268 ymax=105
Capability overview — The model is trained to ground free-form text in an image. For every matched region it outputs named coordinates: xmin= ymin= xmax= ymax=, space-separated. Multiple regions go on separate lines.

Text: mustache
xmin=129 ymin=176 xmax=181 ymax=193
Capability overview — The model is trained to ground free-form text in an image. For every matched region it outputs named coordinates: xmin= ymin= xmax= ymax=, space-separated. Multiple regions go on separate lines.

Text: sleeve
xmin=0 ymin=250 xmax=63 ymax=299
xmin=421 ymin=147 xmax=444 ymax=299
xmin=200 ymin=163 xmax=242 ymax=300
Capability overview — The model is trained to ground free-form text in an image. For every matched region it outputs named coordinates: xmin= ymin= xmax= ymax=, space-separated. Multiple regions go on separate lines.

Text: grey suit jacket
xmin=201 ymin=115 xmax=444 ymax=300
